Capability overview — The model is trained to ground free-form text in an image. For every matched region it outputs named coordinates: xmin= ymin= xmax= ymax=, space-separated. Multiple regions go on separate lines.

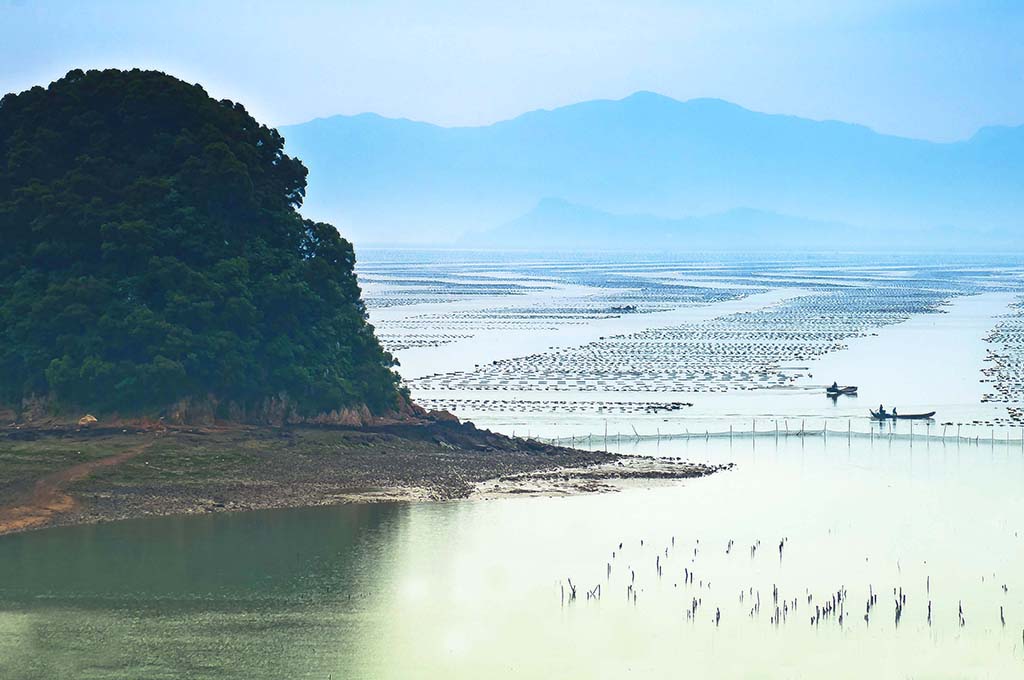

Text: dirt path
xmin=0 ymin=440 xmax=152 ymax=535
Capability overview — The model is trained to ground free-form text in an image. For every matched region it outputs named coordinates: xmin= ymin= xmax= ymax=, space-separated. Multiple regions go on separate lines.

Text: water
xmin=360 ymin=251 xmax=1024 ymax=436
xmin=2 ymin=252 xmax=1023 ymax=677
xmin=1 ymin=435 xmax=1023 ymax=678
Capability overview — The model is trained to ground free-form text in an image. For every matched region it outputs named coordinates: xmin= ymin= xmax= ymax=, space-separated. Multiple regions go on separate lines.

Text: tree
xmin=0 ymin=68 xmax=402 ymax=418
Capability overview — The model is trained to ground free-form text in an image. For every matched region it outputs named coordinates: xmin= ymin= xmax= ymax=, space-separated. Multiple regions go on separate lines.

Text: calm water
xmin=4 ymin=254 xmax=1022 ymax=678
xmin=2 ymin=435 xmax=1023 ymax=679
xmin=361 ymin=252 xmax=1024 ymax=437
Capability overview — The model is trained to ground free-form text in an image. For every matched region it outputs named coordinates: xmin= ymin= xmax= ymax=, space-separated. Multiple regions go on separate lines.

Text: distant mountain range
xmin=281 ymin=92 xmax=1023 ymax=250
xmin=463 ymin=198 xmax=999 ymax=251
xmin=465 ymin=198 xmax=855 ymax=251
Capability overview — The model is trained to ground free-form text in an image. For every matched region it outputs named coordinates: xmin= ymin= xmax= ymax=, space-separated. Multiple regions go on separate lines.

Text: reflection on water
xmin=0 ymin=504 xmax=407 ymax=679
xmin=1 ymin=436 xmax=1023 ymax=679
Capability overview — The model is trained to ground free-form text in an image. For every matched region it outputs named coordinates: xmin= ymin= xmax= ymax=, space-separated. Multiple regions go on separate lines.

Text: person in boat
xmin=878 ymin=404 xmax=886 ymax=416
xmin=831 ymin=381 xmax=839 ymax=391
xmin=892 ymin=407 xmax=897 ymax=417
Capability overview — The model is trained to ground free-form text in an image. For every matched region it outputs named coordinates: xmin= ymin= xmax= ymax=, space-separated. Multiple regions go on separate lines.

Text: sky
xmin=1 ymin=0 xmax=1022 ymax=142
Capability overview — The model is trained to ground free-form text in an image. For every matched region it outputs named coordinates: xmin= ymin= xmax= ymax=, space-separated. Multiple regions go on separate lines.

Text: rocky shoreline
xmin=0 ymin=418 xmax=729 ymax=536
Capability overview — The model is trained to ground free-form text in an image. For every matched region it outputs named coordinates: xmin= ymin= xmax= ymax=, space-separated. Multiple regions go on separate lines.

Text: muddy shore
xmin=0 ymin=419 xmax=728 ymax=536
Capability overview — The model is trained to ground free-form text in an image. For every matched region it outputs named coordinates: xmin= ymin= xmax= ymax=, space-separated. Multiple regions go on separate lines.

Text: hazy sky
xmin=2 ymin=0 xmax=1022 ymax=141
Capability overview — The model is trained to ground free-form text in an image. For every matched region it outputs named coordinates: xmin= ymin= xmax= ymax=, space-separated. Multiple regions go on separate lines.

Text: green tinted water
xmin=1 ymin=436 xmax=1023 ymax=679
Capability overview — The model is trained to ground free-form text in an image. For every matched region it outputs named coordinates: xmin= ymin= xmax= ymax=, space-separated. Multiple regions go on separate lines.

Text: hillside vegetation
xmin=0 ymin=69 xmax=402 ymax=420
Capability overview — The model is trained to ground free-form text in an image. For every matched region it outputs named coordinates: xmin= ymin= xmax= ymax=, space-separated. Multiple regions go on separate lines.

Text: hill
xmin=0 ymin=69 xmax=402 ymax=421
xmin=282 ymin=92 xmax=1023 ymax=248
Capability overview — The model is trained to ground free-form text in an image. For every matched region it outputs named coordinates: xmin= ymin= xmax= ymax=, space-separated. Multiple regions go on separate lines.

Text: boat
xmin=826 ymin=385 xmax=858 ymax=396
xmin=869 ymin=409 xmax=936 ymax=420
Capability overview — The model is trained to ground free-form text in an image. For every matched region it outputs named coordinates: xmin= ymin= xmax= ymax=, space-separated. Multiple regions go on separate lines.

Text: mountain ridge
xmin=292 ymin=92 xmax=1005 ymax=143
xmin=281 ymin=92 xmax=1023 ymax=248
xmin=463 ymin=198 xmax=887 ymax=252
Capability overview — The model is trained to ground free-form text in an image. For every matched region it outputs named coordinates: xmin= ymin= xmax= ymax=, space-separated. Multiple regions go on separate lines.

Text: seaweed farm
xmin=983 ymin=299 xmax=1024 ymax=423
xmin=361 ymin=251 xmax=1024 ymax=435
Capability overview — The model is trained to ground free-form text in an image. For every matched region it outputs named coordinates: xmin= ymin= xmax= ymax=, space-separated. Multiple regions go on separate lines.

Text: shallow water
xmin=1 ymin=435 xmax=1023 ymax=679
xmin=3 ymin=252 xmax=1023 ymax=678
xmin=362 ymin=251 xmax=1024 ymax=436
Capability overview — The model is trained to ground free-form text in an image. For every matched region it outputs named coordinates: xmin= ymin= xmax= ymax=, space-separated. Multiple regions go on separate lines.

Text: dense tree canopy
xmin=0 ymin=68 xmax=402 ymax=418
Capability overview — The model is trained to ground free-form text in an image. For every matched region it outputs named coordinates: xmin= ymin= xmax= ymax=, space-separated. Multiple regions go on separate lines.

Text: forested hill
xmin=0 ymin=68 xmax=402 ymax=421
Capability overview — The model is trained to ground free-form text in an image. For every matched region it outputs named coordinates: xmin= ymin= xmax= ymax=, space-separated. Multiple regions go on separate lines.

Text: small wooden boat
xmin=870 ymin=409 xmax=935 ymax=420
xmin=826 ymin=385 xmax=858 ymax=396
